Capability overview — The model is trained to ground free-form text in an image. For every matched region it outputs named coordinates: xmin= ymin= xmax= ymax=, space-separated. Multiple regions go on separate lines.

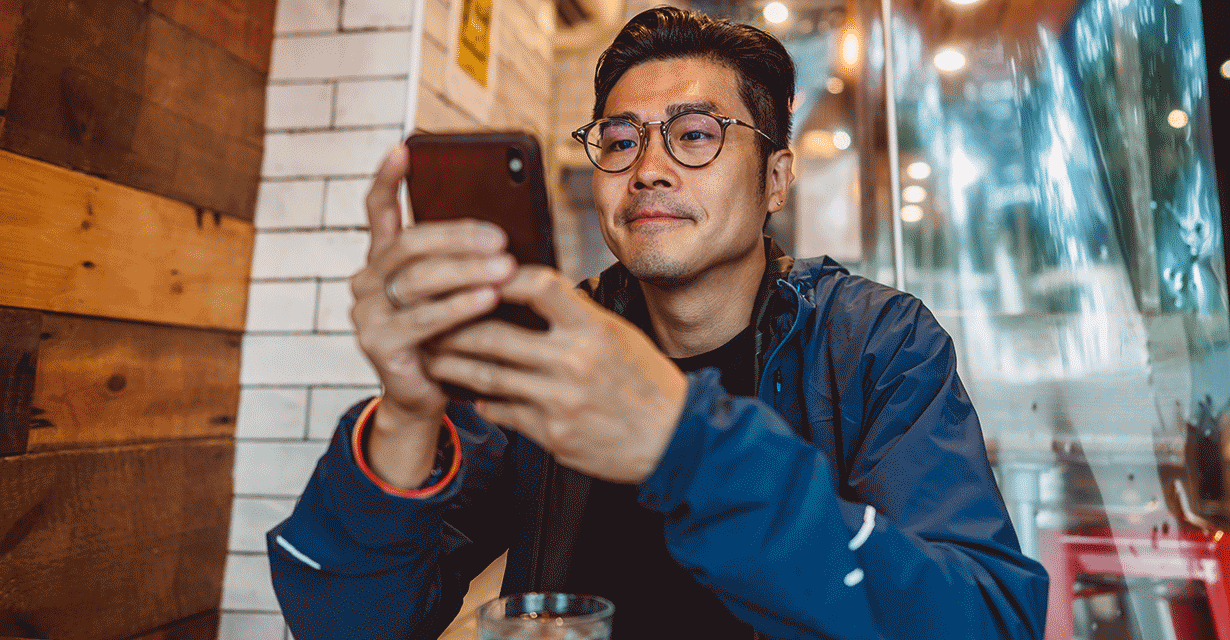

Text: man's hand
xmin=350 ymin=145 xmax=514 ymax=489
xmin=425 ymin=266 xmax=689 ymax=484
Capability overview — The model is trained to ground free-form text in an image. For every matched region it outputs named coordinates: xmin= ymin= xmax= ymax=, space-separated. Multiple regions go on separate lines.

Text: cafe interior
xmin=715 ymin=0 xmax=1228 ymax=638
xmin=0 ymin=0 xmax=1226 ymax=638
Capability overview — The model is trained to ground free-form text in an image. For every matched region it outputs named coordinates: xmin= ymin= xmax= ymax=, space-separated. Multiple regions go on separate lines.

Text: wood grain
xmin=0 ymin=0 xmax=20 ymax=126
xmin=152 ymin=0 xmax=276 ymax=73
xmin=0 ymin=440 xmax=233 ymax=640
xmin=0 ymin=307 xmax=40 ymax=457
xmin=27 ymin=313 xmax=240 ymax=452
xmin=0 ymin=149 xmax=253 ymax=331
xmin=0 ymin=0 xmax=267 ymax=221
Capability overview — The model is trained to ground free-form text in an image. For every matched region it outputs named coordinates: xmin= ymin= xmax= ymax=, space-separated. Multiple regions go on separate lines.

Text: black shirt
xmin=563 ymin=324 xmax=758 ymax=639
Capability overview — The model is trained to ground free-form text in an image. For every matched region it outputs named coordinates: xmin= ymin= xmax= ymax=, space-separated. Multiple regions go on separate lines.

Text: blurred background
xmin=0 ymin=0 xmax=1226 ymax=638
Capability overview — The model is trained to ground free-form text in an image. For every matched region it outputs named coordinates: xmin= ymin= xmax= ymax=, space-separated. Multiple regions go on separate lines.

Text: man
xmin=268 ymin=7 xmax=1049 ymax=639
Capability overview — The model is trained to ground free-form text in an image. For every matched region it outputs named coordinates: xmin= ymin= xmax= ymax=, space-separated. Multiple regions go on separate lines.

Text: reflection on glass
xmin=874 ymin=0 xmax=1229 ymax=637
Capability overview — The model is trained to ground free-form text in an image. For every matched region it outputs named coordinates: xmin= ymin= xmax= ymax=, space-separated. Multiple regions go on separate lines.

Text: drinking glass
xmin=477 ymin=592 xmax=614 ymax=640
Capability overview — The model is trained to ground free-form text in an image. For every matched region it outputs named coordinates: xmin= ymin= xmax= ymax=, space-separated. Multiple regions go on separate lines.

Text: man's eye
xmin=606 ymin=138 xmax=637 ymax=152
xmin=678 ymin=128 xmax=718 ymax=143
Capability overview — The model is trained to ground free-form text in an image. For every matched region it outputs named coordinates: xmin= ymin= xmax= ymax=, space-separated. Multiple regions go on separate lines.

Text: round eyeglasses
xmin=571 ymin=111 xmax=777 ymax=173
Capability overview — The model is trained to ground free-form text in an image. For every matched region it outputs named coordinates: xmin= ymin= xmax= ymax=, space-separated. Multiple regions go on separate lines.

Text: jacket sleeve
xmin=267 ymin=400 xmax=514 ymax=640
xmin=636 ymin=294 xmax=1049 ymax=639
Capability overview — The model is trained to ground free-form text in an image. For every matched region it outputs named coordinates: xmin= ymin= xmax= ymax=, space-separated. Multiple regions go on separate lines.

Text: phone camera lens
xmin=507 ymin=146 xmax=526 ymax=184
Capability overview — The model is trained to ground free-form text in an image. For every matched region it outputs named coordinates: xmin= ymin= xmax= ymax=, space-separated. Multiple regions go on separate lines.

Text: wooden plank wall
xmin=0 ymin=0 xmax=268 ymax=221
xmin=0 ymin=1 xmax=273 ymax=638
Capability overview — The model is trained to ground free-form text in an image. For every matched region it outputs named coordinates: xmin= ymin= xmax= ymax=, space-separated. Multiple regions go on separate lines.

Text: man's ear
xmin=765 ymin=146 xmax=795 ymax=214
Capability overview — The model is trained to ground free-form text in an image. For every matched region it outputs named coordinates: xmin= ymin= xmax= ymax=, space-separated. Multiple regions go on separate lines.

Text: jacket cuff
xmin=350 ymin=397 xmax=462 ymax=499
xmin=637 ymin=369 xmax=720 ymax=513
xmin=289 ymin=398 xmax=465 ymax=555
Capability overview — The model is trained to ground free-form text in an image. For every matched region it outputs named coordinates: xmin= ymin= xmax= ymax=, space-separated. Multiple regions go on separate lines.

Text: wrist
xmin=354 ymin=398 xmax=461 ymax=496
xmin=372 ymin=397 xmax=442 ymax=439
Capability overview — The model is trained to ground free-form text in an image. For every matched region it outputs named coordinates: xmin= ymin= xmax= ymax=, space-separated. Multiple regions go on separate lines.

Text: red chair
xmin=1040 ymin=479 xmax=1230 ymax=639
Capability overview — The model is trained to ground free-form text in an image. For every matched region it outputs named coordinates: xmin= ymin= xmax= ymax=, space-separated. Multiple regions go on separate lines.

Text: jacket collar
xmin=580 ymin=237 xmax=797 ymax=392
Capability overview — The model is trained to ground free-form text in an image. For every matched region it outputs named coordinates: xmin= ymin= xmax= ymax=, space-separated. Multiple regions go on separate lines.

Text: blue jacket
xmin=268 ymin=240 xmax=1049 ymax=639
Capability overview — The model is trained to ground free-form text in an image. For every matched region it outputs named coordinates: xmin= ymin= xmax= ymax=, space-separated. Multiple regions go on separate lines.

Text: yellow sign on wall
xmin=456 ymin=0 xmax=493 ymax=88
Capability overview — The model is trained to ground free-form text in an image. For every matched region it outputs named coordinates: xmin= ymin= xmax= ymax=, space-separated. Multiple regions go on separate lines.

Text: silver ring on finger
xmin=385 ymin=278 xmax=407 ymax=309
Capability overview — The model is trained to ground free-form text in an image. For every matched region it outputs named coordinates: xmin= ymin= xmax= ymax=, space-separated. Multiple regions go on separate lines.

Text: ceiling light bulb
xmin=764 ymin=2 xmax=788 ymax=24
xmin=934 ymin=48 xmax=967 ymax=73
xmin=1221 ymin=59 xmax=1230 ymax=79
xmin=1168 ymin=109 xmax=1189 ymax=129
xmin=906 ymin=161 xmax=931 ymax=180
xmin=900 ymin=205 xmax=924 ymax=223
xmin=832 ymin=130 xmax=852 ymax=150
xmin=826 ymin=77 xmax=845 ymax=94
xmin=902 ymin=185 xmax=928 ymax=203
xmin=947 ymin=0 xmax=982 ymax=5
xmin=802 ymin=129 xmax=836 ymax=157
xmin=842 ymin=33 xmax=860 ymax=67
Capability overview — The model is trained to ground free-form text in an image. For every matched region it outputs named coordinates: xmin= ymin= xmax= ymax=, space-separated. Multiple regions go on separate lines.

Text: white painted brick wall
xmin=265 ymin=83 xmax=334 ymax=129
xmin=274 ymin=0 xmax=340 ymax=34
xmin=308 ymin=386 xmax=381 ymax=439
xmin=241 ymin=334 xmax=378 ymax=385
xmin=250 ymin=229 xmax=370 ymax=279
xmin=335 ymin=79 xmax=408 ymax=127
xmin=223 ymin=553 xmax=282 ymax=610
xmin=245 ymin=281 xmax=318 ymax=332
xmin=219 ymin=613 xmax=287 ymax=640
xmin=226 ymin=0 xmax=557 ymax=635
xmin=236 ymin=387 xmax=310 ymax=439
xmin=262 ymin=128 xmax=403 ymax=178
xmin=229 ymin=498 xmax=296 ymax=552
xmin=342 ymin=0 xmax=414 ymax=30
xmin=255 ymin=180 xmax=327 ymax=229
xmin=270 ymin=32 xmax=411 ymax=80
xmin=234 ymin=441 xmax=330 ymax=495
xmin=315 ymin=279 xmax=355 ymax=332
xmin=314 ymin=278 xmax=359 ymax=332
xmin=322 ymin=178 xmax=371 ymax=227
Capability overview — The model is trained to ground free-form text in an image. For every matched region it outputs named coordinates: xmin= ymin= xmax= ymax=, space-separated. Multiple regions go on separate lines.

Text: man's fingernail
xmin=487 ymin=256 xmax=513 ymax=276
xmin=472 ymin=287 xmax=496 ymax=306
xmin=477 ymin=226 xmax=504 ymax=249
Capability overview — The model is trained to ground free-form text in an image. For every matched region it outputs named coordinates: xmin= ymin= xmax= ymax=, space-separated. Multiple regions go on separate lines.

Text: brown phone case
xmin=405 ymin=132 xmax=556 ymax=400
xmin=405 ymin=131 xmax=556 ymax=270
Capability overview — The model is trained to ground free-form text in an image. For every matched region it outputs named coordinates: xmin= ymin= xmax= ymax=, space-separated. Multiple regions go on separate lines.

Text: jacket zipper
xmin=758 ymin=280 xmax=804 ymax=395
xmin=527 ymin=452 xmax=555 ymax=590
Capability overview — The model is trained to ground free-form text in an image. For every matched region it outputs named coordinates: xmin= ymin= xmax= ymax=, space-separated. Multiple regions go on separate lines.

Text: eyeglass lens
xmin=585 ymin=113 xmax=724 ymax=172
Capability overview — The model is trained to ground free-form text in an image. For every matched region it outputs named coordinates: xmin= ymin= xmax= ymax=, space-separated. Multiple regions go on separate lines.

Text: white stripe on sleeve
xmin=847 ymin=504 xmax=876 ymax=551
xmin=277 ymin=534 xmax=322 ymax=570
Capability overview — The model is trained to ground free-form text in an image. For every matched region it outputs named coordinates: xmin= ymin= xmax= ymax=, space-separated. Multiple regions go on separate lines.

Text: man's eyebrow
xmin=604 ymin=101 xmax=720 ymax=122
xmin=666 ymin=101 xmax=718 ymax=117
xmin=605 ymin=110 xmax=641 ymax=122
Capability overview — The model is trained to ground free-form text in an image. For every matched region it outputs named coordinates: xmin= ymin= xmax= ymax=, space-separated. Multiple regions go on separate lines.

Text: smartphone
xmin=404 ymin=131 xmax=557 ymax=332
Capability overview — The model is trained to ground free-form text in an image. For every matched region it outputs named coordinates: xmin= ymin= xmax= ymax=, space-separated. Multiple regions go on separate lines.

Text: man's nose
xmin=632 ymin=127 xmax=676 ymax=189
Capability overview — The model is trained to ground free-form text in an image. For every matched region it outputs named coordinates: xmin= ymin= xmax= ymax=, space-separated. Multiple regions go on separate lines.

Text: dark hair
xmin=592 ymin=6 xmax=795 ymax=174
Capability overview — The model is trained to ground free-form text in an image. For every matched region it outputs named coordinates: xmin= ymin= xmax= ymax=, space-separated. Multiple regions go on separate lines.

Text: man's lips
xmin=625 ymin=210 xmax=690 ymax=224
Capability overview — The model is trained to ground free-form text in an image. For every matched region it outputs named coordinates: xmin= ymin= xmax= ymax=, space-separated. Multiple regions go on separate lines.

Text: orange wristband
xmin=351 ymin=397 xmax=462 ymax=499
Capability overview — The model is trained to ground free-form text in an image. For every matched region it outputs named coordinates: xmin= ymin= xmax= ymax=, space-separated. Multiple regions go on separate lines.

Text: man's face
xmin=592 ymin=57 xmax=786 ymax=286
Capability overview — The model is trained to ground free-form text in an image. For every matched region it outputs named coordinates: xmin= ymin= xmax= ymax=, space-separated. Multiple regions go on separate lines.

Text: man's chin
xmin=621 ymin=251 xmax=697 ymax=287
